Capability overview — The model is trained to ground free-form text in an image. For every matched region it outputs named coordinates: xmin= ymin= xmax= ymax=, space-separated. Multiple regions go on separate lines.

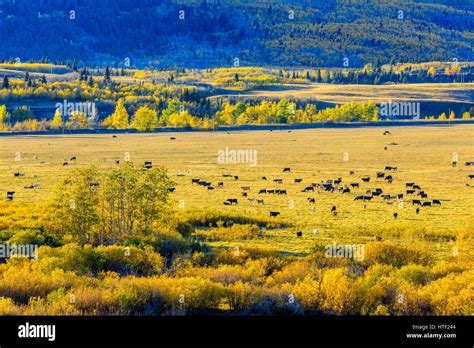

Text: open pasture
xmin=0 ymin=125 xmax=473 ymax=258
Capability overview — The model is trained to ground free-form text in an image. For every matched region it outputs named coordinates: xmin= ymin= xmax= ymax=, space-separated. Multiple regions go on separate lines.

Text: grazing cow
xmin=331 ymin=205 xmax=337 ymax=212
xmin=218 ymin=182 xmax=224 ymax=187
xmin=385 ymin=175 xmax=393 ymax=183
xmin=208 ymin=187 xmax=215 ymax=191
xmin=384 ymin=166 xmax=398 ymax=171
xmin=168 ymin=188 xmax=176 ymax=193
xmin=259 ymin=189 xmax=267 ymax=194
xmin=222 ymin=174 xmax=233 ymax=178
xmin=241 ymin=192 xmax=247 ymax=197
xmin=268 ymin=190 xmax=275 ymax=194
xmin=115 ymin=160 xmax=120 ymax=165
xmin=262 ymin=176 xmax=268 ymax=181
xmin=14 ymin=172 xmax=25 ymax=177
xmin=412 ymin=199 xmax=422 ymax=206
xmin=420 ymin=193 xmax=428 ymax=199
xmin=223 ymin=201 xmax=231 ymax=206
xmin=6 ymin=191 xmax=15 ymax=201
xmin=63 ymin=162 xmax=69 ymax=166
xmin=432 ymin=199 xmax=441 ymax=205
xmin=112 ymin=135 xmax=117 ymax=138
xmin=294 ymin=178 xmax=303 ymax=183
xmin=24 ymin=185 xmax=34 ymax=189
xmin=70 ymin=156 xmax=77 ymax=161
xmin=144 ymin=161 xmax=152 ymax=169
xmin=362 ymin=177 xmax=370 ymax=183
xmin=89 ymin=182 xmax=100 ymax=187
xmin=274 ymin=179 xmax=283 ymax=184
xmin=170 ymin=137 xmax=176 ymax=140
xmin=334 ymin=178 xmax=342 ymax=185
xmin=303 ymin=186 xmax=314 ymax=192
xmin=383 ymin=130 xmax=391 ymax=135
xmin=397 ymin=194 xmax=404 ymax=199
xmin=393 ymin=212 xmax=398 ymax=219
xmin=406 ymin=190 xmax=416 ymax=195
xmin=234 ymin=176 xmax=239 ymax=181
xmin=469 ymin=175 xmax=474 ymax=179
xmin=465 ymin=161 xmax=474 ymax=166
xmin=372 ymin=191 xmax=382 ymax=196
xmin=323 ymin=185 xmax=335 ymax=192
xmin=384 ymin=147 xmax=388 ymax=150
xmin=241 ymin=186 xmax=251 ymax=191
xmin=382 ymin=195 xmax=391 ymax=200
xmin=416 ymin=208 xmax=420 ymax=214
xmin=406 ymin=183 xmax=414 ymax=187
xmin=248 ymin=198 xmax=256 ymax=203
xmin=376 ymin=172 xmax=385 ymax=179
xmin=350 ymin=183 xmax=359 ymax=188
xmin=296 ymin=231 xmax=303 ymax=237
xmin=354 ymin=196 xmax=364 ymax=201
xmin=277 ymin=190 xmax=287 ymax=195
xmin=308 ymin=197 xmax=315 ymax=203
xmin=226 ymin=198 xmax=238 ymax=205
xmin=192 ymin=179 xmax=200 ymax=184
xmin=270 ymin=211 xmax=281 ymax=217
xmin=341 ymin=188 xmax=350 ymax=194
xmin=363 ymin=196 xmax=373 ymax=201
xmin=375 ymin=236 xmax=382 ymax=241
xmin=283 ymin=168 xmax=291 ymax=173
xmin=257 ymin=199 xmax=264 ymax=205
xmin=412 ymin=185 xmax=421 ymax=190
xmin=349 ymin=171 xmax=355 ymax=175
xmin=452 ymin=161 xmax=457 ymax=167
xmin=422 ymin=202 xmax=431 ymax=207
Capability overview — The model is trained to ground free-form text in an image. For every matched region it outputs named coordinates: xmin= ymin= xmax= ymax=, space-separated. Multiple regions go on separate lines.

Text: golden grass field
xmin=1 ymin=125 xmax=473 ymax=259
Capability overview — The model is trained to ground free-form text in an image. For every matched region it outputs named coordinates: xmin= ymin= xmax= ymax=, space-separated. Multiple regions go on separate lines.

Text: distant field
xmin=1 ymin=125 xmax=473 ymax=259
xmin=216 ymin=82 xmax=474 ymax=104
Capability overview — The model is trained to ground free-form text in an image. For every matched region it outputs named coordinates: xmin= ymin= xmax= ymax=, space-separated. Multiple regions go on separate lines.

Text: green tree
xmin=12 ymin=106 xmax=34 ymax=123
xmin=131 ymin=105 xmax=158 ymax=132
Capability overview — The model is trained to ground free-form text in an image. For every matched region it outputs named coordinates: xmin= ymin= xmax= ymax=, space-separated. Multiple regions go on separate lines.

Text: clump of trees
xmin=47 ymin=163 xmax=175 ymax=245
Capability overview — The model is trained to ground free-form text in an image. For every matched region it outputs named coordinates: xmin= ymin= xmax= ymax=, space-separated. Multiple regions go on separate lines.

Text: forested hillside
xmin=0 ymin=0 xmax=472 ymax=68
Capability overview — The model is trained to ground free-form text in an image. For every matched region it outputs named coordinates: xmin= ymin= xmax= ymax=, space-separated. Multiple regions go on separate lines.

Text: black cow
xmin=70 ymin=156 xmax=77 ymax=161
xmin=226 ymin=198 xmax=238 ymax=205
xmin=363 ymin=196 xmax=373 ymax=201
xmin=277 ymin=190 xmax=287 ymax=195
xmin=241 ymin=192 xmax=247 ymax=196
xmin=294 ymin=178 xmax=303 ymax=183
xmin=465 ymin=161 xmax=474 ymax=166
xmin=406 ymin=190 xmax=416 ymax=195
xmin=6 ymin=191 xmax=15 ymax=201
xmin=112 ymin=135 xmax=117 ymax=138
xmin=168 ymin=188 xmax=176 ymax=193
xmin=350 ymin=183 xmax=359 ymax=188
xmin=234 ymin=176 xmax=239 ymax=181
xmin=385 ymin=175 xmax=393 ymax=183
xmin=432 ymin=199 xmax=441 ymax=205
xmin=191 ymin=179 xmax=200 ymax=184
xmin=217 ymin=182 xmax=224 ymax=187
xmin=257 ymin=199 xmax=264 ymax=205
xmin=170 ymin=137 xmax=176 ymax=140
xmin=393 ymin=212 xmax=398 ymax=219
xmin=303 ymin=186 xmax=314 ymax=192
xmin=412 ymin=199 xmax=422 ymax=206
xmin=384 ymin=166 xmax=398 ymax=171
xmin=144 ymin=161 xmax=152 ymax=169
xmin=308 ymin=198 xmax=315 ymax=203
xmin=375 ymin=236 xmax=383 ymax=241
xmin=115 ymin=160 xmax=120 ymax=165
xmin=262 ymin=176 xmax=268 ymax=181
xmin=376 ymin=172 xmax=385 ymax=178
xmin=469 ymin=175 xmax=474 ymax=179
xmin=383 ymin=130 xmax=391 ymax=135
xmin=331 ymin=205 xmax=337 ymax=212
xmin=14 ymin=172 xmax=25 ymax=177
xmin=208 ymin=187 xmax=215 ymax=191
xmin=274 ymin=179 xmax=283 ymax=184
xmin=63 ymin=162 xmax=69 ymax=166
xmin=354 ymin=196 xmax=364 ymax=201
xmin=362 ymin=177 xmax=370 ymax=182
xmin=422 ymin=201 xmax=431 ymax=207
xmin=406 ymin=183 xmax=414 ymax=187
xmin=412 ymin=185 xmax=421 ymax=190
xmin=296 ymin=231 xmax=303 ymax=237
xmin=416 ymin=208 xmax=420 ymax=214
xmin=349 ymin=171 xmax=355 ymax=175
xmin=341 ymin=188 xmax=351 ymax=194
xmin=259 ymin=189 xmax=267 ymax=194
xmin=270 ymin=211 xmax=281 ymax=217
xmin=283 ymin=168 xmax=291 ymax=173
xmin=397 ymin=194 xmax=404 ymax=199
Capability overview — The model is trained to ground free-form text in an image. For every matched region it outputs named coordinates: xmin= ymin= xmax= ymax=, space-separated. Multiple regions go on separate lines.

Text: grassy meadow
xmin=1 ymin=125 xmax=473 ymax=258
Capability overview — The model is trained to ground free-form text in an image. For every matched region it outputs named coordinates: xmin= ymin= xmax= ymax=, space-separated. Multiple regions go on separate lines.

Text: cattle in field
xmin=308 ymin=197 xmax=315 ymax=203
xmin=412 ymin=199 xmax=422 ymax=205
xmin=406 ymin=190 xmax=415 ymax=195
xmin=296 ymin=231 xmax=302 ymax=237
xmin=384 ymin=166 xmax=397 ymax=171
xmin=452 ymin=161 xmax=457 ymax=167
xmin=341 ymin=188 xmax=350 ymax=194
xmin=262 ymin=176 xmax=267 ymax=181
xmin=70 ymin=156 xmax=77 ymax=161
xmin=218 ymin=182 xmax=224 ymax=187
xmin=112 ymin=135 xmax=117 ymax=138
xmin=420 ymin=193 xmax=428 ymax=199
xmin=274 ymin=179 xmax=283 ymax=184
xmin=89 ymin=182 xmax=100 ymax=187
xmin=331 ymin=205 xmax=337 ymax=212
xmin=241 ymin=186 xmax=251 ymax=191
xmin=222 ymin=174 xmax=233 ymax=178
xmin=362 ymin=177 xmax=370 ymax=182
xmin=63 ymin=162 xmax=69 ymax=166
xmin=332 ymin=211 xmax=337 ymax=216
xmin=276 ymin=190 xmax=287 ymax=195
xmin=349 ymin=171 xmax=355 ymax=175
xmin=270 ymin=211 xmax=281 ymax=217
xmin=192 ymin=178 xmax=200 ymax=184
xmin=223 ymin=201 xmax=231 ymax=205
xmin=385 ymin=175 xmax=393 ymax=183
xmin=350 ymin=183 xmax=359 ymax=188
xmin=14 ymin=172 xmax=25 ymax=177
xmin=302 ymin=186 xmax=314 ymax=192
xmin=234 ymin=176 xmax=239 ymax=180
xmin=168 ymin=188 xmax=176 ymax=193
xmin=323 ymin=185 xmax=334 ymax=192
xmin=334 ymin=178 xmax=342 ymax=185
xmin=393 ymin=212 xmax=398 ymax=219
xmin=383 ymin=130 xmax=391 ymax=135
xmin=406 ymin=183 xmax=414 ymax=187
xmin=241 ymin=192 xmax=247 ymax=197
xmin=170 ymin=137 xmax=176 ymax=140
xmin=382 ymin=195 xmax=391 ymax=200
xmin=294 ymin=178 xmax=303 ymax=183
xmin=416 ymin=208 xmax=420 ymax=214
xmin=469 ymin=175 xmax=474 ymax=179
xmin=354 ymin=196 xmax=364 ymax=201
xmin=422 ymin=202 xmax=431 ymax=207
xmin=465 ymin=161 xmax=474 ymax=166
xmin=115 ymin=160 xmax=120 ymax=165
xmin=432 ymin=199 xmax=441 ymax=205
xmin=248 ymin=198 xmax=256 ymax=203
xmin=412 ymin=184 xmax=421 ymax=190
xmin=376 ymin=172 xmax=385 ymax=178
xmin=375 ymin=236 xmax=382 ymax=241
xmin=24 ymin=185 xmax=35 ymax=189
xmin=397 ymin=194 xmax=404 ymax=199
xmin=226 ymin=198 xmax=238 ymax=205
xmin=208 ymin=187 xmax=215 ymax=191
xmin=364 ymin=196 xmax=373 ymax=201
xmin=6 ymin=192 xmax=15 ymax=201
xmin=283 ymin=168 xmax=291 ymax=173
xmin=257 ymin=199 xmax=264 ymax=205
xmin=259 ymin=189 xmax=267 ymax=194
